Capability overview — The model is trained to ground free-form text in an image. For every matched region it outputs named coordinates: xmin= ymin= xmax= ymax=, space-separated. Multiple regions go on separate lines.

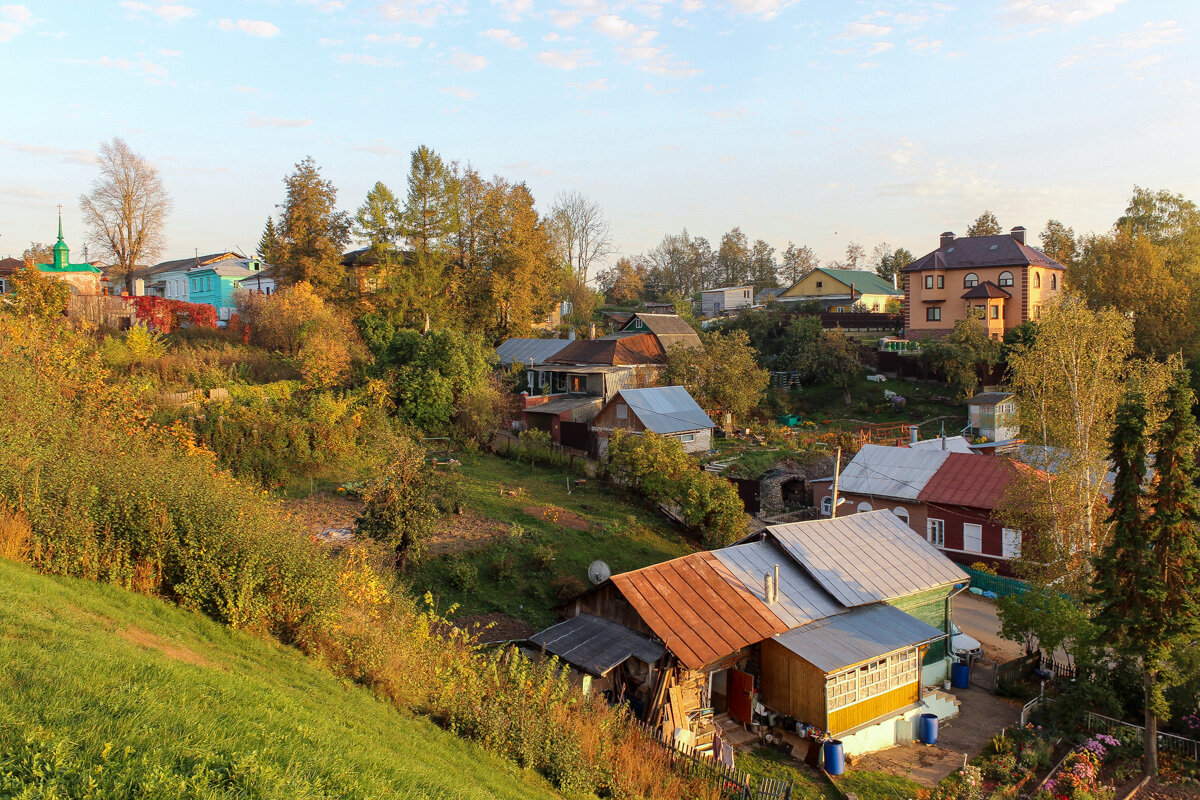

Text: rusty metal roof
xmin=544 ymin=332 xmax=666 ymax=365
xmin=611 ymin=551 xmax=789 ymax=669
xmin=919 ymin=452 xmax=1028 ymax=510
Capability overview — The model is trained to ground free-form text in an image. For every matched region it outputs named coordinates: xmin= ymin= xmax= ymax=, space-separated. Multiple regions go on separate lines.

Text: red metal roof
xmin=544 ymin=332 xmax=666 ymax=365
xmin=918 ymin=453 xmax=1036 ymax=510
xmin=611 ymin=551 xmax=789 ymax=669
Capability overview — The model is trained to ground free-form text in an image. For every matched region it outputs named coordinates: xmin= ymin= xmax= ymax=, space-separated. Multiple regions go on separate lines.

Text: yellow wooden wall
xmin=827 ymin=681 xmax=920 ymax=734
xmin=780 ymin=270 xmax=847 ymax=298
xmin=759 ymin=639 xmax=827 ymax=727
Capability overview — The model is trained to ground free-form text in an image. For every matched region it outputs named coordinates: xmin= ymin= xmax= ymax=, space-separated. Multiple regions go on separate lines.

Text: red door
xmin=729 ymin=669 xmax=754 ymax=725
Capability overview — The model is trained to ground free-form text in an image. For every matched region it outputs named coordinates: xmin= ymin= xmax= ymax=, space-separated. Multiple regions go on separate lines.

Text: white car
xmin=951 ymin=622 xmax=983 ymax=660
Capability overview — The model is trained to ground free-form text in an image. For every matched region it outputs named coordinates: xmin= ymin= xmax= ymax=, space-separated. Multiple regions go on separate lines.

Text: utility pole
xmin=830 ymin=446 xmax=842 ymax=518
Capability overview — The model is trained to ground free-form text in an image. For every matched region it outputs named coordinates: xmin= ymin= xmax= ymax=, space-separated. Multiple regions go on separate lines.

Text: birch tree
xmin=79 ymin=137 xmax=172 ymax=287
xmin=549 ymin=190 xmax=612 ymax=283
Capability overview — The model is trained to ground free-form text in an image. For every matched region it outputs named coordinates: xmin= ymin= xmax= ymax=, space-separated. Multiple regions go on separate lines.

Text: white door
xmin=963 ymin=523 xmax=983 ymax=553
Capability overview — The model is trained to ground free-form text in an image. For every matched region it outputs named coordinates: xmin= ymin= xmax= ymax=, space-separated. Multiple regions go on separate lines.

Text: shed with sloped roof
xmin=590 ymin=386 xmax=715 ymax=455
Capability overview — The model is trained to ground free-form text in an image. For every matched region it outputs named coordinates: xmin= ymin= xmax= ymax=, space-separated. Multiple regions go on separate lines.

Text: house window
xmin=998 ymin=271 xmax=1014 ymax=287
xmin=826 ymin=647 xmax=919 ymax=711
xmin=1051 ymin=274 xmax=1058 ymax=290
xmin=926 ymin=307 xmax=941 ymax=322
xmin=816 ymin=280 xmax=823 ymax=288
xmin=616 ymin=404 xmax=627 ymax=420
xmin=1002 ymin=528 xmax=1021 ymax=559
xmin=925 ymin=275 xmax=933 ymax=289
xmin=1033 ymin=272 xmax=1041 ymax=288
xmin=937 ymin=275 xmax=944 ymax=289
xmin=963 ymin=523 xmax=983 ymax=553
xmin=680 ymin=433 xmax=696 ymax=443
xmin=964 ymin=273 xmax=979 ymax=288
xmin=893 ymin=507 xmax=910 ymax=524
xmin=990 ymin=304 xmax=1000 ymax=319
xmin=634 ymin=319 xmax=643 ymax=328
xmin=856 ymin=501 xmax=873 ymax=513
xmin=821 ymin=496 xmax=833 ymax=516
xmin=744 ymin=290 xmax=750 ymax=298
xmin=0 ymin=278 xmax=6 ymax=294
xmin=927 ymin=519 xmax=945 ymax=548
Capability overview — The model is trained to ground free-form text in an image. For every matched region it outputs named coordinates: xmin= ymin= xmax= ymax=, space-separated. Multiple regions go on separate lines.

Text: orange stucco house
xmin=902 ymin=226 xmax=1066 ymax=340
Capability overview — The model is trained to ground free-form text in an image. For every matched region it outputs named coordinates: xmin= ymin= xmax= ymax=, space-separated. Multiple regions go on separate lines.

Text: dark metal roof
xmin=138 ymin=252 xmax=244 ymax=278
xmin=620 ymin=313 xmax=703 ymax=351
xmin=762 ymin=510 xmax=968 ymax=607
xmin=967 ymin=392 xmax=1015 ymax=405
xmin=524 ymin=395 xmax=603 ymax=415
xmin=530 ymin=614 xmax=665 ymax=676
xmin=961 ymin=281 xmax=1012 ymax=299
xmin=614 ymin=386 xmax=715 ymax=434
xmin=772 ymin=602 xmax=945 ymax=673
xmin=495 ymin=338 xmax=573 ymax=365
xmin=903 ymin=233 xmax=1065 ymax=273
xmin=611 ymin=551 xmax=789 ymax=670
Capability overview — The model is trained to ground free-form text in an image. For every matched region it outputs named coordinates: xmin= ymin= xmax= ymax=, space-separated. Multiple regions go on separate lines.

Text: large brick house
xmin=902 ymin=227 xmax=1066 ymax=339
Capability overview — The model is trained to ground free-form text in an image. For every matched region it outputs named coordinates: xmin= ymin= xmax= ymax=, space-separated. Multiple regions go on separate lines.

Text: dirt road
xmin=953 ymin=593 xmax=1023 ymax=663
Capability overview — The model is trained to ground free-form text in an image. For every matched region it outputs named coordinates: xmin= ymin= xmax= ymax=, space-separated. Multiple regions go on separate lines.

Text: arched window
xmin=964 ymin=273 xmax=979 ymax=288
xmin=998 ymin=271 xmax=1014 ymax=287
xmin=1051 ymin=274 xmax=1058 ymax=290
xmin=1033 ymin=272 xmax=1041 ymax=288
xmin=893 ymin=507 xmax=910 ymax=524
xmin=856 ymin=501 xmax=873 ymax=514
xmin=821 ymin=496 xmax=833 ymax=516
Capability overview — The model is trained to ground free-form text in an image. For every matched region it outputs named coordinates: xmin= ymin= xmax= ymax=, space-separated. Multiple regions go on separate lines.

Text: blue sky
xmin=2 ymin=0 xmax=1198 ymax=269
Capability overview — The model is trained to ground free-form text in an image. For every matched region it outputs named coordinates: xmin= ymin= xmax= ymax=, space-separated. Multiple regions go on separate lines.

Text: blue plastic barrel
xmin=823 ymin=740 xmax=845 ymax=775
xmin=919 ymin=713 xmax=939 ymax=745
xmin=951 ymin=661 xmax=970 ymax=689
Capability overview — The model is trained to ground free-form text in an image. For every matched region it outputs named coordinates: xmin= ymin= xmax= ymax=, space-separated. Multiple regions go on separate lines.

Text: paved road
xmin=953 ymin=593 xmax=1023 ymax=663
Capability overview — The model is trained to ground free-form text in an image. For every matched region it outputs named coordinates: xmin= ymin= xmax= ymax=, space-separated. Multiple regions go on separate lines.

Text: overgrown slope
xmin=0 ymin=558 xmax=560 ymax=800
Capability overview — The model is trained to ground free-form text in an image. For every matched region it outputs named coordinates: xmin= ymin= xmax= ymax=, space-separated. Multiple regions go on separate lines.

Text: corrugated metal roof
xmin=530 ymin=613 xmax=665 ymax=676
xmin=763 ymin=510 xmax=968 ymax=607
xmin=620 ymin=313 xmax=703 ymax=351
xmin=919 ymin=453 xmax=1032 ymax=510
xmin=909 ymin=436 xmax=975 ymax=454
xmin=611 ymin=551 xmax=790 ymax=670
xmin=713 ymin=540 xmax=842 ymax=629
xmin=545 ymin=333 xmax=666 ymax=366
xmin=837 ymin=444 xmax=951 ymax=500
xmin=616 ymin=386 xmax=715 ymax=434
xmin=814 ymin=268 xmax=904 ymax=297
xmin=967 ymin=392 xmax=1015 ymax=405
xmin=772 ymin=602 xmax=945 ymax=673
xmin=495 ymin=338 xmax=573 ymax=365
xmin=524 ymin=396 xmax=603 ymax=415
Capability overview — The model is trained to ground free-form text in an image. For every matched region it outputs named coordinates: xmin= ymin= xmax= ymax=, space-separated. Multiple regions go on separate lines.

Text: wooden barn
xmin=590 ymin=386 xmax=716 ymax=455
xmin=536 ymin=512 xmax=968 ymax=757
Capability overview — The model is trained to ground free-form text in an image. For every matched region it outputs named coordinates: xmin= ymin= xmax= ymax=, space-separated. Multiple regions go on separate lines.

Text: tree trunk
xmin=1145 ymin=668 xmax=1158 ymax=777
xmin=396 ymin=543 xmax=408 ymax=575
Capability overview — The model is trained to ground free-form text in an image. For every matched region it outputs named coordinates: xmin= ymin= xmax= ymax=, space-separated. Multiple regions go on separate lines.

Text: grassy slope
xmin=0 ymin=559 xmax=560 ymax=800
xmin=409 ymin=452 xmax=695 ymax=629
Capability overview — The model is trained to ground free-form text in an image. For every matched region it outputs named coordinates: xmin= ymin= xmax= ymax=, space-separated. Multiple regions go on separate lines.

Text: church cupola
xmin=52 ymin=207 xmax=70 ymax=269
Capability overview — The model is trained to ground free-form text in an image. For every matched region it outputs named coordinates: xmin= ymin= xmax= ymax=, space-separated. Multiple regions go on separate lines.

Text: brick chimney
xmin=940 ymin=231 xmax=955 ymax=249
xmin=1010 ymin=226 xmax=1026 ymax=245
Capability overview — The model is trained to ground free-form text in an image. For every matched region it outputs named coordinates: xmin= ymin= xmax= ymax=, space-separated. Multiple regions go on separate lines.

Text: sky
xmin=2 ymin=0 xmax=1199 ymax=271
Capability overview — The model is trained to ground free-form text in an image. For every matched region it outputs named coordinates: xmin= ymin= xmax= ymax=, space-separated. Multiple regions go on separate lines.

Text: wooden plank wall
xmin=574 ymin=585 xmax=657 ymax=638
xmin=759 ymin=639 xmax=827 ymax=728
xmin=828 ymin=681 xmax=919 ymax=734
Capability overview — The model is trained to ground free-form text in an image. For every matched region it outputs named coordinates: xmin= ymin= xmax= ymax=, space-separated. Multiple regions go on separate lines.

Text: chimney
xmin=588 ymin=321 xmax=596 ymax=340
xmin=773 ymin=564 xmax=780 ymax=604
xmin=910 ymin=426 xmax=918 ymax=445
xmin=764 ymin=573 xmax=775 ymax=604
xmin=568 ymin=328 xmax=576 ymax=341
xmin=940 ymin=231 xmax=956 ymax=249
xmin=1010 ymin=226 xmax=1027 ymax=245
xmin=941 ymin=434 xmax=947 ymax=451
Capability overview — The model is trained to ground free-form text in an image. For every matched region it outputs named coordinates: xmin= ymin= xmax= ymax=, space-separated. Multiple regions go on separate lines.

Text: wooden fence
xmin=634 ymin=721 xmax=793 ymax=800
xmin=1085 ymin=711 xmax=1200 ymax=762
xmin=962 ymin=566 xmax=1029 ymax=599
xmin=993 ymin=652 xmax=1076 ymax=692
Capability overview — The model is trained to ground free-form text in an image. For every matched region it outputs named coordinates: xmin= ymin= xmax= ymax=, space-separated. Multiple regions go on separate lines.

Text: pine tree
xmin=273 ymin=156 xmax=351 ymax=295
xmin=967 ymin=210 xmax=1002 ymax=237
xmin=257 ymin=216 xmax=280 ymax=263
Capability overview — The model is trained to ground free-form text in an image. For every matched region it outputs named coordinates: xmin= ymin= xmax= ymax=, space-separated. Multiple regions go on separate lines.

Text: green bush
xmin=531 ymin=543 xmax=556 ymax=572
xmin=445 ymin=557 xmax=479 ymax=592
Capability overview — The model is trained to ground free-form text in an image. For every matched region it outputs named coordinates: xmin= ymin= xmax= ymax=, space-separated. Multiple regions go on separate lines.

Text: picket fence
xmin=634 ymin=720 xmax=793 ymax=800
xmin=1085 ymin=711 xmax=1200 ymax=763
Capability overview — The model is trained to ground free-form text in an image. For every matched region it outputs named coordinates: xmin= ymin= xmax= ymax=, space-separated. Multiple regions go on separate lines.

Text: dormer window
xmin=964 ymin=273 xmax=979 ymax=288
xmin=998 ymin=271 xmax=1014 ymax=287
xmin=946 ymin=246 xmax=955 ymax=252
xmin=989 ymin=244 xmax=999 ymax=250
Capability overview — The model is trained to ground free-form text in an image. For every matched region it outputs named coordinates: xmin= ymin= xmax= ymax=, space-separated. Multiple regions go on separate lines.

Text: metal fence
xmin=1085 ymin=711 xmax=1200 ymax=762
xmin=634 ymin=721 xmax=793 ymax=800
xmin=962 ymin=566 xmax=1029 ymax=599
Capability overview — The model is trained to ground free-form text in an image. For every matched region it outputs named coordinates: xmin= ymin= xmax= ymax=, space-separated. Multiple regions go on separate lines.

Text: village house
xmin=533 ymin=511 xmax=966 ymax=758
xmin=188 ymin=257 xmax=268 ymax=321
xmin=494 ymin=337 xmax=574 ymax=367
xmin=810 ymin=443 xmax=955 ymax=532
xmin=237 ymin=263 xmax=279 ymax=296
xmin=701 ymin=285 xmax=754 ymax=316
xmin=590 ymin=386 xmax=716 ymax=457
xmin=902 ymin=227 xmax=1066 ymax=339
xmin=967 ymin=392 xmax=1019 ymax=443
xmin=776 ymin=267 xmax=903 ymax=313
xmin=128 ymin=251 xmax=244 ymax=300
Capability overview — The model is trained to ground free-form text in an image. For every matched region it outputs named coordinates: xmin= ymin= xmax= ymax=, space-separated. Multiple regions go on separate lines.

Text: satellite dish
xmin=588 ymin=560 xmax=612 ymax=585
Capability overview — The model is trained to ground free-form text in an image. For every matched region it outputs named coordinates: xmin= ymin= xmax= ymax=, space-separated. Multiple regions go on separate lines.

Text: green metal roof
xmin=815 ymin=267 xmax=903 ymax=296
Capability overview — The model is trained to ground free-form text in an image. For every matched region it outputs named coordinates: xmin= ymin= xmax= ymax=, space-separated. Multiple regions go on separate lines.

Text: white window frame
xmin=964 ymin=273 xmax=979 ymax=288
xmin=892 ymin=507 xmax=910 ymax=524
xmin=927 ymin=518 xmax=945 ymax=548
xmin=1002 ymin=528 xmax=1021 ymax=559
xmin=963 ymin=523 xmax=983 ymax=553
xmin=856 ymin=501 xmax=873 ymax=514
xmin=821 ymin=496 xmax=833 ymax=516
xmin=998 ymin=271 xmax=1014 ymax=287
xmin=680 ymin=433 xmax=695 ymax=443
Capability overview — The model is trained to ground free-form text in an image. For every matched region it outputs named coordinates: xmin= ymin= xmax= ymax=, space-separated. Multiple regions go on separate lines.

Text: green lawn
xmin=736 ymin=747 xmax=840 ymax=800
xmin=770 ymin=373 xmax=966 ymax=432
xmin=837 ymin=769 xmax=926 ymax=800
xmin=407 ymin=452 xmax=696 ymax=630
xmin=0 ymin=558 xmax=561 ymax=800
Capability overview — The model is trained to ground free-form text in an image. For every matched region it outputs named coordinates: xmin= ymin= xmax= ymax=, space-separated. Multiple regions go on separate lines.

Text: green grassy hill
xmin=0 ymin=558 xmax=560 ymax=800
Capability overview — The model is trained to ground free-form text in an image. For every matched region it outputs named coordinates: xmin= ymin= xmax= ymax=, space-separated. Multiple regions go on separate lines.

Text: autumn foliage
xmin=127 ymin=295 xmax=218 ymax=332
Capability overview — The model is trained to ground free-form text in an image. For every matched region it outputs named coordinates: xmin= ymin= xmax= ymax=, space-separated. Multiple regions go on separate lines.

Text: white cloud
xmin=490 ymin=0 xmax=532 ymax=21
xmin=727 ymin=0 xmax=791 ymax=20
xmin=535 ymin=49 xmax=597 ymax=70
xmin=451 ymin=51 xmax=488 ymax=71
xmin=543 ymin=32 xmax=560 ymax=41
xmin=0 ymin=186 xmax=56 ymax=200
xmin=680 ymin=0 xmax=703 ymax=10
xmin=440 ymin=85 xmax=479 ymax=99
xmin=120 ymin=2 xmax=195 ymax=22
xmin=354 ymin=140 xmax=403 ymax=155
xmin=337 ymin=52 xmax=404 ymax=66
xmin=246 ymin=115 xmax=314 ymax=128
xmin=909 ymin=37 xmax=943 ymax=53
xmin=839 ymin=21 xmax=893 ymax=38
xmin=710 ymin=106 xmax=750 ymax=119
xmin=66 ymin=54 xmax=170 ymax=83
xmin=158 ymin=48 xmax=182 ymax=57
xmin=593 ymin=14 xmax=642 ymax=40
xmin=217 ymin=18 xmax=280 ymax=37
xmin=568 ymin=77 xmax=611 ymax=92
xmin=549 ymin=8 xmax=584 ymax=27
xmin=618 ymin=43 xmax=700 ymax=77
xmin=234 ymin=85 xmax=259 ymax=93
xmin=0 ymin=5 xmax=34 ymax=42
xmin=481 ymin=28 xmax=526 ymax=49
xmin=1001 ymin=0 xmax=1126 ymax=26
xmin=377 ymin=0 xmax=458 ymax=26
xmin=0 ymin=139 xmax=94 ymax=165
xmin=365 ymin=32 xmax=423 ymax=46
xmin=307 ymin=0 xmax=347 ymax=11
xmin=1059 ymin=20 xmax=1184 ymax=68
xmin=867 ymin=41 xmax=892 ymax=54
